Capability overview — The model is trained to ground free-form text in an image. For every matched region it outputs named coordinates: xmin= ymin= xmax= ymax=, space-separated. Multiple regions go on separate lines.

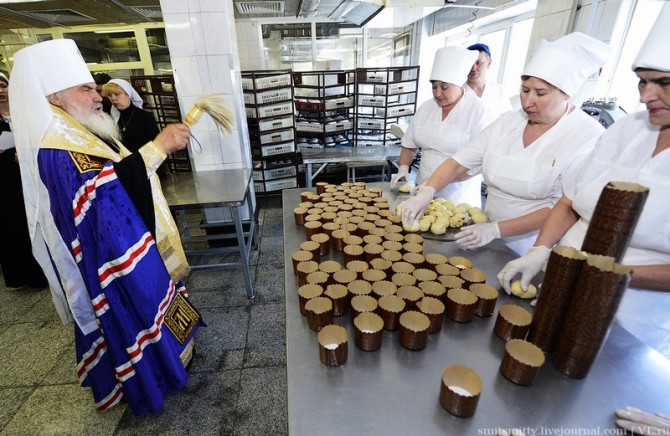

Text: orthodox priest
xmin=9 ymin=39 xmax=203 ymax=415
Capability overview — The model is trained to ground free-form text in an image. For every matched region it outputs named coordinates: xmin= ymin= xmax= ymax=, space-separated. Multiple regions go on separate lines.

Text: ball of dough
xmin=430 ymin=221 xmax=447 ymax=235
xmin=422 ymin=214 xmax=436 ymax=224
xmin=418 ymin=218 xmax=431 ymax=232
xmin=510 ymin=280 xmax=538 ymax=299
xmin=471 ymin=213 xmax=487 ymax=224
xmin=403 ymin=220 xmax=421 ymax=233
xmin=398 ymin=183 xmax=411 ymax=193
xmin=395 ymin=202 xmax=404 ymax=216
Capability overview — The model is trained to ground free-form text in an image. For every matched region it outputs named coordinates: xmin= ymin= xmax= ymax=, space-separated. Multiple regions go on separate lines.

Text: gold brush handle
xmin=184 ymin=105 xmax=203 ymax=128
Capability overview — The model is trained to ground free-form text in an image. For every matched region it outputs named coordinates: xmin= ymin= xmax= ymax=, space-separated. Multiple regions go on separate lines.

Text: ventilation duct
xmin=235 ymin=1 xmax=285 ymax=15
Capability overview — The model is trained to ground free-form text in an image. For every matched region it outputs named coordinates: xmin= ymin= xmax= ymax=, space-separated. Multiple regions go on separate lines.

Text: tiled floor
xmin=0 ymin=195 xmax=288 ymax=436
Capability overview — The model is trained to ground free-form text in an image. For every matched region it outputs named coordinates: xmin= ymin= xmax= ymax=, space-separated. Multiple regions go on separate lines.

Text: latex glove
xmin=455 ymin=222 xmax=500 ymax=249
xmin=497 ymin=245 xmax=551 ymax=294
xmin=390 ymin=164 xmax=409 ymax=189
xmin=401 ymin=185 xmax=435 ymax=226
xmin=616 ymin=407 xmax=670 ymax=435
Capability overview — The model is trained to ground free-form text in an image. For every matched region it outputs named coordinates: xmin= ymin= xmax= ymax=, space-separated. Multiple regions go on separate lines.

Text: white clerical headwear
xmin=522 ymin=32 xmax=610 ymax=96
xmin=15 ymin=38 xmax=94 ymax=96
xmin=10 ymin=39 xmax=98 ymax=335
xmin=430 ymin=46 xmax=478 ymax=86
xmin=632 ymin=2 xmax=670 ymax=72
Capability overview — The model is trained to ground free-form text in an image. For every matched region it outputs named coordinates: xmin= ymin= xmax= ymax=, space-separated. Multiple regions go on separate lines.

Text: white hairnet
xmin=522 ymin=32 xmax=610 ymax=96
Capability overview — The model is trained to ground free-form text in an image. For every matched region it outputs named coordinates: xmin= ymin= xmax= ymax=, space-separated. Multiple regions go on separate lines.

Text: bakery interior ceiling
xmin=0 ymin=0 xmax=518 ymax=30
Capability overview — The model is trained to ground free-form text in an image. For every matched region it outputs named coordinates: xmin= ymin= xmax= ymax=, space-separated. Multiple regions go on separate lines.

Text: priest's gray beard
xmin=68 ymin=100 xmax=121 ymax=144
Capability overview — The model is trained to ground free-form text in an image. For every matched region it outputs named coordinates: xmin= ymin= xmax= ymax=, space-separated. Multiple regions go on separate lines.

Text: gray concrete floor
xmin=0 ymin=195 xmax=287 ymax=435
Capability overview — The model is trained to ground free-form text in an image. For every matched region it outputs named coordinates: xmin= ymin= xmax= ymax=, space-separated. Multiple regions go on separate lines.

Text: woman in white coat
xmin=401 ymin=32 xmax=609 ymax=255
xmin=391 ymin=45 xmax=491 ymax=207
xmin=499 ymin=6 xmax=670 ymax=357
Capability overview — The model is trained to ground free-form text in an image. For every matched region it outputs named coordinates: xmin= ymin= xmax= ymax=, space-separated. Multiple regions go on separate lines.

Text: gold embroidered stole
xmin=42 ymin=106 xmax=190 ymax=282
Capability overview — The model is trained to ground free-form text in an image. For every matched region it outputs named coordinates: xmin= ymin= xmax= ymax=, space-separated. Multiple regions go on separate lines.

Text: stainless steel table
xmin=301 ymin=145 xmax=402 ymax=187
xmin=162 ymin=169 xmax=257 ymax=298
xmin=282 ymin=184 xmax=670 ymax=435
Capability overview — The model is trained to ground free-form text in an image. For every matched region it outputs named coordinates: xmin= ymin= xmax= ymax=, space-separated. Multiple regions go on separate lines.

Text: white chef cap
xmin=522 ymin=32 xmax=610 ymax=96
xmin=108 ymin=78 xmax=144 ymax=122
xmin=0 ymin=72 xmax=8 ymax=83
xmin=10 ymin=39 xmax=98 ymax=334
xmin=430 ymin=46 xmax=479 ymax=86
xmin=632 ymin=2 xmax=670 ymax=72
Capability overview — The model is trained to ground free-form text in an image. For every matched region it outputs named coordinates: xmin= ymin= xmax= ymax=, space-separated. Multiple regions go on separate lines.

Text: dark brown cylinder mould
xmin=580 ymin=181 xmax=649 ymax=262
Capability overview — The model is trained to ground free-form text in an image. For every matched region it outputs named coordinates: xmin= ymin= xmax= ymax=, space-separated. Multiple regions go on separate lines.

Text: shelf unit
xmin=130 ymin=74 xmax=191 ymax=172
xmin=354 ymin=66 xmax=419 ymax=147
xmin=241 ymin=70 xmax=299 ymax=194
xmin=292 ymin=70 xmax=356 ymax=152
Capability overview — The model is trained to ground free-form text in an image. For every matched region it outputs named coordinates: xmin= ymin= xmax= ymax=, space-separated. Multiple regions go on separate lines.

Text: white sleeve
xmin=451 ymin=114 xmax=509 ymax=172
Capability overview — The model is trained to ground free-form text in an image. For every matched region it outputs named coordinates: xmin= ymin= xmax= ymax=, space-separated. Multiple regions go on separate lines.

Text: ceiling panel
xmin=0 ymin=0 xmax=384 ymax=30
xmin=0 ymin=0 xmax=162 ymax=29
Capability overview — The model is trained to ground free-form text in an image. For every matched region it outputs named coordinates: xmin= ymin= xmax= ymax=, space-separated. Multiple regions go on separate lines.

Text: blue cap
xmin=467 ymin=43 xmax=491 ymax=58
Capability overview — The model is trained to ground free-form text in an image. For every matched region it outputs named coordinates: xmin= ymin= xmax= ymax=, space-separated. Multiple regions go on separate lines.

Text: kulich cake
xmin=435 ymin=263 xmax=460 ymax=277
xmin=296 ymin=260 xmax=319 ymax=286
xmin=362 ymin=268 xmax=386 ymax=283
xmin=418 ymin=281 xmax=446 ymax=303
xmin=416 ymin=296 xmax=446 ymax=333
xmin=291 ymin=250 xmax=313 ymax=275
xmin=500 ymin=339 xmax=545 ymax=386
xmin=294 ymin=207 xmax=308 ymax=225
xmin=445 ymin=288 xmax=478 ymax=323
xmin=324 ymin=284 xmax=349 ymax=316
xmin=391 ymin=261 xmax=415 ymax=275
xmin=470 ymin=283 xmax=499 ymax=317
xmin=305 ymin=297 xmax=334 ymax=332
xmin=354 ymin=312 xmax=384 ymax=351
xmin=310 ymin=233 xmax=330 ymax=257
xmin=398 ymin=311 xmax=431 ymax=350
xmin=440 ymin=365 xmax=482 ymax=417
xmin=494 ymin=304 xmax=533 ymax=341
xmin=318 ymin=324 xmax=347 ymax=366
xmin=298 ymin=283 xmax=323 ymax=315
xmin=343 ymin=244 xmax=365 ymax=263
xmin=449 ymin=256 xmax=474 ymax=270
xmin=413 ymin=268 xmax=438 ymax=283
xmin=396 ymin=285 xmax=424 ymax=311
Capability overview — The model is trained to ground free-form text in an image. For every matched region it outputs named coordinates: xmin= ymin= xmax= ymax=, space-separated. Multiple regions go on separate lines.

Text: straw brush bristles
xmin=184 ymin=94 xmax=234 ymax=134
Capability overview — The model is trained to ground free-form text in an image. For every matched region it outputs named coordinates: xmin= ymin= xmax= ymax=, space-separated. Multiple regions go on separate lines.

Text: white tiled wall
xmin=235 ymin=21 xmax=267 ymax=71
xmin=159 ymin=0 xmax=250 ymax=172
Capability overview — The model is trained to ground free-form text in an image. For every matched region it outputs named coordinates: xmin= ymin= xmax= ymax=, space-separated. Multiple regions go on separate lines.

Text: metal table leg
xmin=232 ymin=205 xmax=254 ymax=299
xmin=306 ymin=163 xmax=313 ymax=188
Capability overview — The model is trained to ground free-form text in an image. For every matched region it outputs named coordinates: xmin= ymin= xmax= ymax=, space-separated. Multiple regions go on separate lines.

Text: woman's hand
xmin=401 ymin=185 xmax=435 ymax=226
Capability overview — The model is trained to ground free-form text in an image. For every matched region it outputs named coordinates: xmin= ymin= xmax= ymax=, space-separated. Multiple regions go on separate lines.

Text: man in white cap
xmin=401 ymin=32 xmax=609 ymax=255
xmin=9 ymin=39 xmax=203 ymax=415
xmin=390 ymin=45 xmax=492 ymax=206
xmin=466 ymin=43 xmax=513 ymax=122
xmin=498 ymin=5 xmax=670 ymax=358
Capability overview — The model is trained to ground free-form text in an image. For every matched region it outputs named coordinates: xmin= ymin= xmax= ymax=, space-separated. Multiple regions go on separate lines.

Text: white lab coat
xmin=561 ymin=111 xmax=670 ymax=357
xmin=402 ymin=87 xmax=491 ymax=206
xmin=466 ymin=81 xmax=513 ymax=124
xmin=453 ymin=108 xmax=605 ymax=255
